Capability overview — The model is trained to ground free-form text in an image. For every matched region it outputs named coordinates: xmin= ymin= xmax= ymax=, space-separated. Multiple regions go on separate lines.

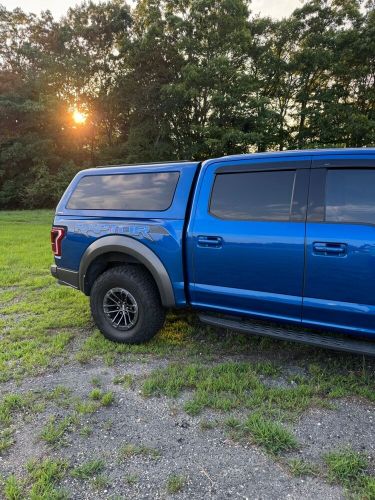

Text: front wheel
xmin=90 ymin=265 xmax=166 ymax=343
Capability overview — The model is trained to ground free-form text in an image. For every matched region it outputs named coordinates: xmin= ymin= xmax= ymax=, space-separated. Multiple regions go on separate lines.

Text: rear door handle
xmin=197 ymin=236 xmax=223 ymax=248
xmin=313 ymin=242 xmax=347 ymax=256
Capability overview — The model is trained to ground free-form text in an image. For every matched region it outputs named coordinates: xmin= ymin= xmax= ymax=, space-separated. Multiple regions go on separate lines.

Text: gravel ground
xmin=2 ymin=354 xmax=374 ymax=499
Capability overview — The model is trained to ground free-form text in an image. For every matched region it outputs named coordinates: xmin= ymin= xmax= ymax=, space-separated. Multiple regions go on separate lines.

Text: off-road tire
xmin=90 ymin=265 xmax=166 ymax=343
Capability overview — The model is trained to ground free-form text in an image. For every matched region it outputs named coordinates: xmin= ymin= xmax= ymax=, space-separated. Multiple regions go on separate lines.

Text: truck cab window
xmin=209 ymin=170 xmax=296 ymax=221
xmin=325 ymin=169 xmax=375 ymax=224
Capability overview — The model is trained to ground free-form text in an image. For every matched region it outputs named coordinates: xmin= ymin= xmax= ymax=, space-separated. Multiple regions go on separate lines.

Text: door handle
xmin=197 ymin=236 xmax=223 ymax=248
xmin=313 ymin=242 xmax=347 ymax=256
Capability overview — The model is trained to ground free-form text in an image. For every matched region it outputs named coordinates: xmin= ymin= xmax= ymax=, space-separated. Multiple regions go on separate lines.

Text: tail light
xmin=51 ymin=227 xmax=65 ymax=257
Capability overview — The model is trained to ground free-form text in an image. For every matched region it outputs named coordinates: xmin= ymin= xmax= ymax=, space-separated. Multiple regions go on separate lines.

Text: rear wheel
xmin=90 ymin=265 xmax=166 ymax=343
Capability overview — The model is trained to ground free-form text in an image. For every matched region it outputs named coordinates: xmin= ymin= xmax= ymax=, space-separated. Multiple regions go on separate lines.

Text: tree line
xmin=0 ymin=0 xmax=374 ymax=208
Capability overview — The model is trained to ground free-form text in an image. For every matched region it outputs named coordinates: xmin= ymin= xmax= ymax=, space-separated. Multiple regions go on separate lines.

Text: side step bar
xmin=198 ymin=313 xmax=375 ymax=357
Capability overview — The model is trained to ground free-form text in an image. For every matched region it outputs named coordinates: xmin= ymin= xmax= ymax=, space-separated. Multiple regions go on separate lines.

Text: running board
xmin=198 ymin=314 xmax=375 ymax=357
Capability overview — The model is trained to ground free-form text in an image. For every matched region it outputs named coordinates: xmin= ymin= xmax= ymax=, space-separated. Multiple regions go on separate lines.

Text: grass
xmin=79 ymin=425 xmax=93 ymax=437
xmin=71 ymin=459 xmax=105 ymax=480
xmin=324 ymin=448 xmax=369 ymax=486
xmin=288 ymin=458 xmax=319 ymax=477
xmin=3 ymin=474 xmax=24 ymax=500
xmin=226 ymin=413 xmax=298 ymax=455
xmin=142 ymin=361 xmax=280 ymax=415
xmin=91 ymin=474 xmax=110 ymax=490
xmin=0 ymin=210 xmax=88 ymax=382
xmin=0 ymin=428 xmax=15 ymax=454
xmin=40 ymin=415 xmax=76 ymax=446
xmin=166 ymin=474 xmax=186 ymax=494
xmin=3 ymin=458 xmax=68 ymax=500
xmin=118 ymin=443 xmax=161 ymax=461
xmin=323 ymin=447 xmax=375 ymax=498
xmin=124 ymin=474 xmax=138 ymax=485
xmin=113 ymin=374 xmax=134 ymax=388
xmin=142 ymin=360 xmax=375 ymax=421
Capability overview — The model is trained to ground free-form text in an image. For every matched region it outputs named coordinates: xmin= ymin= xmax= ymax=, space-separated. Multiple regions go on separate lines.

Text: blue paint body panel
xmin=53 ymin=149 xmax=375 ymax=339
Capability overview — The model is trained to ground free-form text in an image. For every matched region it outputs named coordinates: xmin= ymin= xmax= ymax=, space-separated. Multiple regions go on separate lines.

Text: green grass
xmin=124 ymin=473 xmax=138 ymax=485
xmin=142 ymin=360 xmax=375 ymax=421
xmin=358 ymin=475 xmax=375 ymax=499
xmin=3 ymin=458 xmax=68 ymax=500
xmin=3 ymin=474 xmax=25 ymax=500
xmin=71 ymin=459 xmax=105 ymax=480
xmin=91 ymin=474 xmax=110 ymax=490
xmin=142 ymin=361 xmax=280 ymax=415
xmin=324 ymin=448 xmax=369 ymax=486
xmin=89 ymin=388 xmax=102 ymax=400
xmin=226 ymin=413 xmax=298 ymax=455
xmin=0 ymin=393 xmax=42 ymax=426
xmin=0 ymin=210 xmax=88 ymax=381
xmin=27 ymin=458 xmax=68 ymax=499
xmin=118 ymin=443 xmax=161 ymax=461
xmin=0 ymin=428 xmax=15 ymax=454
xmin=113 ymin=374 xmax=134 ymax=388
xmin=100 ymin=391 xmax=114 ymax=406
xmin=166 ymin=474 xmax=186 ymax=494
xmin=40 ymin=415 xmax=76 ymax=446
xmin=288 ymin=458 xmax=319 ymax=477
xmin=323 ymin=447 xmax=375 ymax=497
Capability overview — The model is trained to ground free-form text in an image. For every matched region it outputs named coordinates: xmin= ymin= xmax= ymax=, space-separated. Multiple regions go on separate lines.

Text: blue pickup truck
xmin=51 ymin=149 xmax=375 ymax=355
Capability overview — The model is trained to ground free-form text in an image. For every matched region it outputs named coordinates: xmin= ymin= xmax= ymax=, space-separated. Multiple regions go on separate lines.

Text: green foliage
xmin=3 ymin=474 xmax=24 ymax=500
xmin=26 ymin=458 xmax=68 ymax=499
xmin=0 ymin=0 xmax=374 ymax=208
xmin=324 ymin=448 xmax=368 ymax=486
xmin=236 ymin=413 xmax=298 ymax=455
xmin=3 ymin=459 xmax=68 ymax=500
xmin=166 ymin=474 xmax=186 ymax=494
xmin=288 ymin=458 xmax=319 ymax=477
xmin=118 ymin=442 xmax=161 ymax=461
xmin=71 ymin=459 xmax=105 ymax=480
xmin=40 ymin=415 xmax=76 ymax=446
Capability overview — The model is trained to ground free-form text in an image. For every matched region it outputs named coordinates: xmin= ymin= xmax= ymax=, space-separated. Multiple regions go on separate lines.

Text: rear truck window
xmin=67 ymin=172 xmax=180 ymax=211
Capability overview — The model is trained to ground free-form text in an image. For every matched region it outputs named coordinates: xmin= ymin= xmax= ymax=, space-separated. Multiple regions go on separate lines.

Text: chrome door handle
xmin=197 ymin=236 xmax=223 ymax=248
xmin=313 ymin=242 xmax=347 ymax=256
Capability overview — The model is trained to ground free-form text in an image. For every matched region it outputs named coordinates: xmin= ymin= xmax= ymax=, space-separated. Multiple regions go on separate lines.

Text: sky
xmin=1 ymin=0 xmax=304 ymax=20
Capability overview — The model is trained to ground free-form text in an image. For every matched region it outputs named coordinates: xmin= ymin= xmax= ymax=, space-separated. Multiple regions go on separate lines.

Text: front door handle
xmin=313 ymin=242 xmax=347 ymax=256
xmin=197 ymin=236 xmax=223 ymax=248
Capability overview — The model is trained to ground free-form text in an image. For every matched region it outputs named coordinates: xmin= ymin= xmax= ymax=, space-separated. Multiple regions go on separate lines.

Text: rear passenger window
xmin=325 ymin=169 xmax=375 ymax=224
xmin=210 ymin=170 xmax=296 ymax=220
xmin=67 ymin=172 xmax=179 ymax=211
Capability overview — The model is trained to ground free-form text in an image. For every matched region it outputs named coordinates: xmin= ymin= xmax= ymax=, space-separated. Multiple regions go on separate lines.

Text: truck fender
xmin=79 ymin=235 xmax=175 ymax=307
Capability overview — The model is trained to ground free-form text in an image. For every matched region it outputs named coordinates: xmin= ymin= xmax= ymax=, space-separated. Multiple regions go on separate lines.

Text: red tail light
xmin=51 ymin=227 xmax=65 ymax=257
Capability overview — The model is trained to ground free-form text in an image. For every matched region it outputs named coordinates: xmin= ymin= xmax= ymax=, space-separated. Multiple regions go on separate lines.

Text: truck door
xmin=303 ymin=156 xmax=375 ymax=336
xmin=187 ymin=157 xmax=310 ymax=324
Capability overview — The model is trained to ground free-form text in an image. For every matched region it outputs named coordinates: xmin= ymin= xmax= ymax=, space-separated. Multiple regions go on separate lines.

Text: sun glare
xmin=72 ymin=110 xmax=87 ymax=124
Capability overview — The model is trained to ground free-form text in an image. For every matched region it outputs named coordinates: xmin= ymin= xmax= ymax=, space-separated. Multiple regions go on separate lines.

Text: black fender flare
xmin=79 ymin=235 xmax=175 ymax=307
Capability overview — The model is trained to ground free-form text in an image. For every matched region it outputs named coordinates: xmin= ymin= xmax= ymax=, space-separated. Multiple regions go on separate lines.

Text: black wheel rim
xmin=103 ymin=287 xmax=139 ymax=330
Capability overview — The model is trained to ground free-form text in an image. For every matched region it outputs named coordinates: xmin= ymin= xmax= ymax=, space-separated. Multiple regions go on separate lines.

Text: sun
xmin=72 ymin=109 xmax=87 ymax=124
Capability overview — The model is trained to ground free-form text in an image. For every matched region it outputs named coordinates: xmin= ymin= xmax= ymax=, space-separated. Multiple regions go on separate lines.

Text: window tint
xmin=210 ymin=170 xmax=296 ymax=220
xmin=67 ymin=172 xmax=179 ymax=211
xmin=325 ymin=169 xmax=375 ymax=224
